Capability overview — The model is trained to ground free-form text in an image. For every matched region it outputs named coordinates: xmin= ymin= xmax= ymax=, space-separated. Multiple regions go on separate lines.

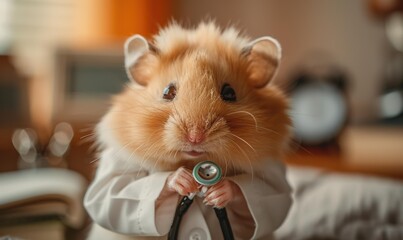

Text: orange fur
xmin=99 ymin=22 xmax=291 ymax=175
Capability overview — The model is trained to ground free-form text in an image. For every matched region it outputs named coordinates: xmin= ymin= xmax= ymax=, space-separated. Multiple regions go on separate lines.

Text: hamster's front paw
xmin=203 ymin=179 xmax=242 ymax=208
xmin=167 ymin=167 xmax=200 ymax=196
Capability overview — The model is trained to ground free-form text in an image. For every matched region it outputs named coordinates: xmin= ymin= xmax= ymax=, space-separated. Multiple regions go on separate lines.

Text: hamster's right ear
xmin=124 ymin=35 xmax=158 ymax=86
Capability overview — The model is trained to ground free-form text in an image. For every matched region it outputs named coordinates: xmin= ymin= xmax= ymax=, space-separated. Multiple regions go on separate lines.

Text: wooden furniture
xmin=286 ymin=126 xmax=403 ymax=180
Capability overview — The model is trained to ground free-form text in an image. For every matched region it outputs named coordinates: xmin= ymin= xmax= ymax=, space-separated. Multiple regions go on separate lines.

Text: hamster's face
xmin=104 ymin=24 xmax=290 ymax=172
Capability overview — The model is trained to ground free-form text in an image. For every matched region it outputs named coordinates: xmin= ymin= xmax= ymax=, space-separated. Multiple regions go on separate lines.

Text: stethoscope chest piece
xmin=193 ymin=161 xmax=222 ymax=186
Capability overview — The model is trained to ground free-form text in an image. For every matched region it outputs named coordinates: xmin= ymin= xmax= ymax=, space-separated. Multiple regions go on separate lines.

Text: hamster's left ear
xmin=124 ymin=35 xmax=158 ymax=86
xmin=242 ymin=36 xmax=282 ymax=88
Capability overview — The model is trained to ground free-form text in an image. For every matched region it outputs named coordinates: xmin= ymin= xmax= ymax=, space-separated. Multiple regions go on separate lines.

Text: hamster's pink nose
xmin=187 ymin=129 xmax=205 ymax=144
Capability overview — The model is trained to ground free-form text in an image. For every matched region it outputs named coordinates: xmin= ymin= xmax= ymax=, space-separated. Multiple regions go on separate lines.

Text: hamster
xmin=99 ymin=22 xmax=290 ymax=173
xmin=85 ymin=21 xmax=292 ymax=240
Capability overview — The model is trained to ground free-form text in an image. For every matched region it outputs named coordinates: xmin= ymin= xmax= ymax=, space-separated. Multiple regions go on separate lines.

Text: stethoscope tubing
xmin=167 ymin=195 xmax=234 ymax=240
xmin=168 ymin=195 xmax=194 ymax=240
xmin=168 ymin=161 xmax=234 ymax=240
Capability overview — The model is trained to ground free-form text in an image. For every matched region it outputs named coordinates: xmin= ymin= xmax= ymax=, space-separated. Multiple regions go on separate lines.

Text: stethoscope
xmin=168 ymin=161 xmax=234 ymax=240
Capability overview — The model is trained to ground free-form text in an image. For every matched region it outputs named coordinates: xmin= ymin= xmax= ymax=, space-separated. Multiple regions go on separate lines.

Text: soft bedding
xmin=275 ymin=166 xmax=403 ymax=240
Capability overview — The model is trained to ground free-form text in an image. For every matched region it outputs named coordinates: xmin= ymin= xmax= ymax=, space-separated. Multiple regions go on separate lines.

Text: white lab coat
xmin=84 ymin=148 xmax=292 ymax=240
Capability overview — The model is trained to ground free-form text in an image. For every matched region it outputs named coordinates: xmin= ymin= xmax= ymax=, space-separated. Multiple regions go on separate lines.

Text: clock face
xmin=290 ymin=82 xmax=347 ymax=145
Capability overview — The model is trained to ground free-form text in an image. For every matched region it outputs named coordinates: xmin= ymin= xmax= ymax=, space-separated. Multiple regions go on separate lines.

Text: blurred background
xmin=0 ymin=0 xmax=402 ymax=239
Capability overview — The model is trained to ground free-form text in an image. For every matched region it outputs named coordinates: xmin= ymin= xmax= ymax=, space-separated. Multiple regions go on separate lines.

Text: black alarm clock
xmin=289 ymin=68 xmax=349 ymax=150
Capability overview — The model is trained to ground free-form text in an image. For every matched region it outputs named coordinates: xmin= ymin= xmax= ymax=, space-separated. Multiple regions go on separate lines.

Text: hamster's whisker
xmin=219 ymin=141 xmax=230 ymax=178
xmin=94 ymin=126 xmax=142 ymax=132
xmin=218 ymin=139 xmax=229 ymax=177
xmin=79 ymin=132 xmax=97 ymax=144
xmin=234 ymin=122 xmax=283 ymax=138
xmin=288 ymin=140 xmax=312 ymax=155
xmin=150 ymin=143 xmax=166 ymax=173
xmin=234 ymin=123 xmax=309 ymax=155
xmin=80 ymin=132 xmax=96 ymax=140
xmin=122 ymin=157 xmax=136 ymax=178
xmin=121 ymin=136 xmax=156 ymax=177
xmin=136 ymin=131 xmax=166 ymax=174
xmin=135 ymin=142 xmax=162 ymax=176
xmin=78 ymin=127 xmax=97 ymax=145
xmin=113 ymin=139 xmax=152 ymax=178
xmin=223 ymin=154 xmax=229 ymax=179
xmin=171 ymin=148 xmax=180 ymax=162
xmin=204 ymin=130 xmax=227 ymax=143
xmin=89 ymin=156 xmax=100 ymax=165
xmin=153 ymin=143 xmax=169 ymax=167
xmin=88 ymin=138 xmax=100 ymax=153
xmin=218 ymin=138 xmax=237 ymax=176
xmin=79 ymin=124 xmax=97 ymax=133
xmin=226 ymin=111 xmax=258 ymax=131
xmin=112 ymin=142 xmax=132 ymax=159
xmin=228 ymin=133 xmax=256 ymax=153
xmin=226 ymin=137 xmax=254 ymax=181
xmin=135 ymin=152 xmax=152 ymax=178
xmin=80 ymin=135 xmax=96 ymax=145
xmin=168 ymin=150 xmax=177 ymax=165
xmin=120 ymin=145 xmax=139 ymax=178
xmin=224 ymin=140 xmax=236 ymax=176
xmin=255 ymin=126 xmax=281 ymax=136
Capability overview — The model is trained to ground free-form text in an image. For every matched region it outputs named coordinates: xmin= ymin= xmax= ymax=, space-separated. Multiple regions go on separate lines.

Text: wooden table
xmin=286 ymin=126 xmax=403 ymax=180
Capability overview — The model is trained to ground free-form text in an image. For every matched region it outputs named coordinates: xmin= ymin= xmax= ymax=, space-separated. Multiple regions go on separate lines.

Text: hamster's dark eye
xmin=162 ymin=83 xmax=177 ymax=101
xmin=220 ymin=83 xmax=236 ymax=102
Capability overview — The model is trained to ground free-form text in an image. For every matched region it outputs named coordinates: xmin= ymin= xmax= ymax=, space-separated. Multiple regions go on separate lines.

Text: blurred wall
xmin=173 ymin=0 xmax=388 ymax=123
xmin=72 ymin=0 xmax=172 ymax=46
xmin=6 ymin=0 xmax=171 ymax=139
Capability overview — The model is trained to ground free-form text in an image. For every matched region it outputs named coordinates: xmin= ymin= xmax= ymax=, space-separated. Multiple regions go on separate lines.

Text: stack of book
xmin=0 ymin=168 xmax=87 ymax=240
